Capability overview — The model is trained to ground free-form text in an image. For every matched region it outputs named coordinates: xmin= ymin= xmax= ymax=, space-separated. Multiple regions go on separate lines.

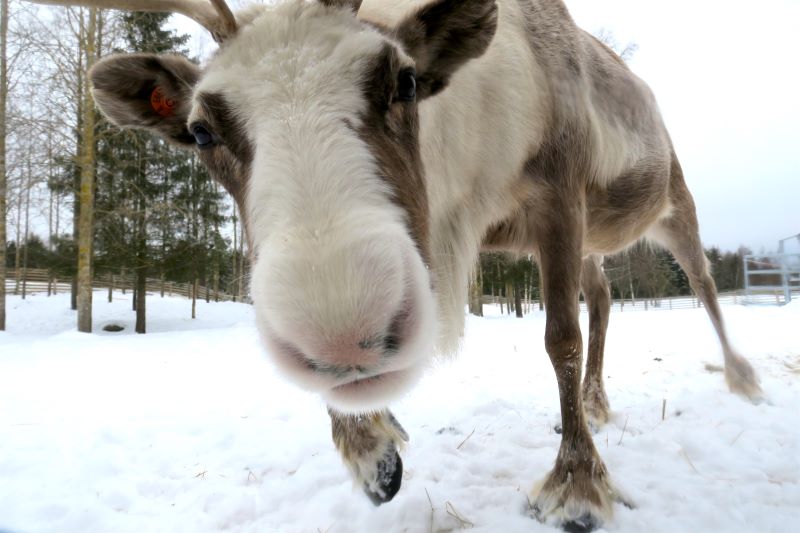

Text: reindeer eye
xmin=190 ymin=122 xmax=215 ymax=149
xmin=397 ymin=68 xmax=416 ymax=102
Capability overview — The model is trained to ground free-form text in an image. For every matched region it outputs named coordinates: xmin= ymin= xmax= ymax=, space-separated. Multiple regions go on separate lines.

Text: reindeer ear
xmin=90 ymin=53 xmax=200 ymax=148
xmin=395 ymin=0 xmax=498 ymax=99
xmin=318 ymin=0 xmax=363 ymax=13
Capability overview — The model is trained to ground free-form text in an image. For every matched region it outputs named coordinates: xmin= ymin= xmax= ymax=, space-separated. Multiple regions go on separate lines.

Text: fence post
xmin=192 ymin=277 xmax=198 ymax=319
xmin=781 ymin=255 xmax=791 ymax=304
xmin=743 ymin=255 xmax=751 ymax=304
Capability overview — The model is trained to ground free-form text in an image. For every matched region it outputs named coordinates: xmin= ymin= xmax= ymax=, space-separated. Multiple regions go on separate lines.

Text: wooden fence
xmin=480 ymin=289 xmax=793 ymax=314
xmin=7 ymin=268 xmax=794 ymax=310
xmin=3 ymin=268 xmax=248 ymax=303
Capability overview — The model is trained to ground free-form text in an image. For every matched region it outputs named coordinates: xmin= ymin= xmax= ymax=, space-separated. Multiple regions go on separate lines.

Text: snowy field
xmin=1 ymin=291 xmax=798 ymax=533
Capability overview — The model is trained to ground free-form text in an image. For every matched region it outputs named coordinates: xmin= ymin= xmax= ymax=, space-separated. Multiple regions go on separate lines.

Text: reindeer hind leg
xmin=649 ymin=156 xmax=762 ymax=401
xmin=580 ymin=255 xmax=612 ymax=428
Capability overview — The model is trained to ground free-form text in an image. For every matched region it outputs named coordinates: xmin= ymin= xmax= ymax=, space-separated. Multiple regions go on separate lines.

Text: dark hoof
xmin=363 ymin=451 xmax=403 ymax=506
xmin=529 ymin=503 xmax=601 ymax=533
xmin=562 ymin=515 xmax=599 ymax=533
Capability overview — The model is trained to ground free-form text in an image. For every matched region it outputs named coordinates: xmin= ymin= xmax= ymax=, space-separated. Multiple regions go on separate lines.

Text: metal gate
xmin=743 ymin=253 xmax=800 ymax=305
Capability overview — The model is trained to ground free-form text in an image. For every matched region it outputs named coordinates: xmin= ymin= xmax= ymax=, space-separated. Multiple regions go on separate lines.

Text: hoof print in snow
xmin=364 ymin=450 xmax=403 ymax=506
xmin=436 ymin=426 xmax=459 ymax=435
xmin=553 ymin=424 xmax=562 ymax=434
xmin=102 ymin=324 xmax=125 ymax=332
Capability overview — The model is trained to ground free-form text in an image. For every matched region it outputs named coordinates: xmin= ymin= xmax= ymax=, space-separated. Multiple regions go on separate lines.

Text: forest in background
xmin=0 ymin=3 xmax=248 ymax=332
xmin=468 ymin=244 xmax=754 ymax=318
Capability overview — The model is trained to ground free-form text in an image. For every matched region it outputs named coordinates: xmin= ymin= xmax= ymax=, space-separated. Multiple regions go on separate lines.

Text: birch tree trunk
xmin=238 ymin=217 xmax=244 ymax=300
xmin=71 ymin=14 xmax=83 ymax=312
xmin=524 ymin=279 xmax=529 ymax=315
xmin=231 ymin=203 xmax=238 ymax=302
xmin=13 ymin=189 xmax=20 ymax=294
xmin=0 ymin=0 xmax=6 ymax=330
xmin=213 ymin=213 xmax=220 ymax=302
xmin=76 ymin=8 xmax=98 ymax=332
xmin=468 ymin=261 xmax=483 ymax=317
xmin=21 ymin=159 xmax=31 ymax=300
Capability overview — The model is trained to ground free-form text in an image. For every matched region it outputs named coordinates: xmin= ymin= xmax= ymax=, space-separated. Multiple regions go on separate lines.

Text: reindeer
xmin=30 ymin=0 xmax=763 ymax=529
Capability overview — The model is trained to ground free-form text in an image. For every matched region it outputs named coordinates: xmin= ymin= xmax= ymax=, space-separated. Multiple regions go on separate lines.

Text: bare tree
xmin=231 ymin=202 xmax=238 ymax=301
xmin=20 ymin=154 xmax=31 ymax=298
xmin=12 ymin=4 xmax=118 ymax=315
xmin=468 ymin=260 xmax=483 ymax=317
xmin=595 ymin=28 xmax=638 ymax=62
xmin=0 ymin=0 xmax=8 ymax=330
xmin=76 ymin=6 xmax=99 ymax=332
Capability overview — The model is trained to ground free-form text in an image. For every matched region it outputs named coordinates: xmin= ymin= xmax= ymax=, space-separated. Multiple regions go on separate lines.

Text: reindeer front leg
xmin=328 ymin=407 xmax=408 ymax=505
xmin=529 ymin=195 xmax=629 ymax=532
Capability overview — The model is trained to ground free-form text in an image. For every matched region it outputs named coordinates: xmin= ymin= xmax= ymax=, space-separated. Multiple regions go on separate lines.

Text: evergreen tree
xmin=478 ymin=252 xmax=539 ymax=316
xmin=94 ymin=12 xmax=230 ymax=332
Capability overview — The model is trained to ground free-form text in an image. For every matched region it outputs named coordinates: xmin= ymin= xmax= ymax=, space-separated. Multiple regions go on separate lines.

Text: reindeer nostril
xmin=359 ymin=329 xmax=401 ymax=354
xmin=358 ymin=337 xmax=381 ymax=350
xmin=358 ymin=331 xmax=401 ymax=355
xmin=383 ymin=310 xmax=408 ymax=355
xmin=383 ymin=334 xmax=400 ymax=354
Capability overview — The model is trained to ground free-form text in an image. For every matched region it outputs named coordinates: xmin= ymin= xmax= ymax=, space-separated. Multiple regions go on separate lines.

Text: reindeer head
xmin=37 ymin=0 xmax=497 ymax=411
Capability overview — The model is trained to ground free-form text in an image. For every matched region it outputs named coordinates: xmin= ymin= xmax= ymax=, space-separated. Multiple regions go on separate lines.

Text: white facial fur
xmin=189 ymin=0 xmax=436 ymax=412
xmin=179 ymin=0 xmax=671 ymax=412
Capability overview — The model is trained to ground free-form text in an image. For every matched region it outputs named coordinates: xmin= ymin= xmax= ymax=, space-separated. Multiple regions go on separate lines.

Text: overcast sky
xmin=172 ymin=0 xmax=800 ymax=253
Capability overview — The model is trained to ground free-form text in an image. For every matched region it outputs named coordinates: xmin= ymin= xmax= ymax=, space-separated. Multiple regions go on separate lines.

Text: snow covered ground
xmin=1 ymin=291 xmax=798 ymax=533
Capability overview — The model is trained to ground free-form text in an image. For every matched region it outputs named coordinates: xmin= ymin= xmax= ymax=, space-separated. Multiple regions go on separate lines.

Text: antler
xmin=27 ymin=0 xmax=238 ymax=43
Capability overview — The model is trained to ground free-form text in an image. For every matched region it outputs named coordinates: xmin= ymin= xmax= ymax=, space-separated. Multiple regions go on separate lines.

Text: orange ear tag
xmin=150 ymin=86 xmax=175 ymax=117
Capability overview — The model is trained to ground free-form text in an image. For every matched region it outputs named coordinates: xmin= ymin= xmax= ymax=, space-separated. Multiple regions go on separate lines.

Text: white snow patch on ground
xmin=1 ymin=292 xmax=799 ymax=532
